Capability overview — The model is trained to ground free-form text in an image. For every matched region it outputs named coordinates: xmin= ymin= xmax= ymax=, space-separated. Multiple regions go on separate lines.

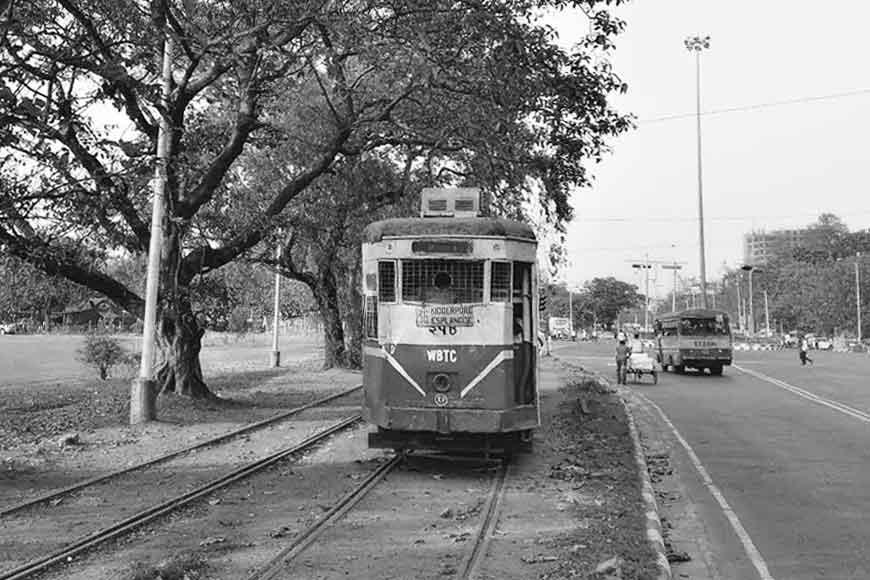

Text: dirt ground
xmin=1 ymin=352 xmax=659 ymax=580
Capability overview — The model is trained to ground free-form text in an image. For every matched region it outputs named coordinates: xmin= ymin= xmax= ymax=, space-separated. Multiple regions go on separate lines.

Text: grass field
xmin=0 ymin=331 xmax=324 ymax=388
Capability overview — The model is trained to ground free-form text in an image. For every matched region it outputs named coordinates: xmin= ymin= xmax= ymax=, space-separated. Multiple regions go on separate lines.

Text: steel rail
xmin=456 ymin=459 xmax=510 ymax=580
xmin=246 ymin=454 xmax=404 ymax=580
xmin=0 ymin=415 xmax=362 ymax=580
xmin=0 ymin=385 xmax=362 ymax=518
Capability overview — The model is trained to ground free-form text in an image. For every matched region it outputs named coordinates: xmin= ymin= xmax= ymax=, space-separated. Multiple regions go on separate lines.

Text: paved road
xmin=553 ymin=340 xmax=870 ymax=580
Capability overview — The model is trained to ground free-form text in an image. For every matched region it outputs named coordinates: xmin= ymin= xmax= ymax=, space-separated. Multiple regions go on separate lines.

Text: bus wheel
xmin=673 ymin=365 xmax=685 ymax=374
xmin=710 ymin=364 xmax=723 ymax=376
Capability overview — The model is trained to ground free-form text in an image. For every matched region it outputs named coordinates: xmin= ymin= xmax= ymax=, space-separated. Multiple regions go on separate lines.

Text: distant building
xmin=742 ymin=228 xmax=822 ymax=266
xmin=58 ymin=297 xmax=135 ymax=330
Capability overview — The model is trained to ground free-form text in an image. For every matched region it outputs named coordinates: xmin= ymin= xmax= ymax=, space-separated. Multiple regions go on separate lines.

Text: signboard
xmin=416 ymin=304 xmax=474 ymax=327
xmin=549 ymin=317 xmax=571 ymax=335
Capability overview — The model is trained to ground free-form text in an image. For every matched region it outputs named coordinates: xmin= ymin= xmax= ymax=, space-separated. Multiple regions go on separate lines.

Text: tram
xmin=361 ymin=187 xmax=540 ymax=453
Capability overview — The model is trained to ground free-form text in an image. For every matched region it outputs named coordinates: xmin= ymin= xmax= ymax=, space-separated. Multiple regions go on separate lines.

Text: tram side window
xmin=378 ymin=261 xmax=396 ymax=302
xmin=364 ymin=296 xmax=378 ymax=338
xmin=490 ymin=262 xmax=511 ymax=302
xmin=402 ymin=259 xmax=484 ymax=304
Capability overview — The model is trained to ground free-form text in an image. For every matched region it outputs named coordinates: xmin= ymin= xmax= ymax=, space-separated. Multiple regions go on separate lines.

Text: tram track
xmin=0 ymin=414 xmax=363 ymax=580
xmin=245 ymin=454 xmax=512 ymax=580
xmin=0 ymin=385 xmax=361 ymax=518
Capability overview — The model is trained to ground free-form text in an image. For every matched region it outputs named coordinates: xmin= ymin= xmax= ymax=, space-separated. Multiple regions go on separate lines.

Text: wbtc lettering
xmin=426 ymin=349 xmax=458 ymax=363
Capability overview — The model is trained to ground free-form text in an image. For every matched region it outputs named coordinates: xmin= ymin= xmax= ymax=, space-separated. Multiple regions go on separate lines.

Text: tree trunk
xmin=313 ymin=271 xmax=348 ymax=370
xmin=156 ymin=295 xmax=211 ymax=398
xmin=344 ymin=256 xmax=363 ymax=369
xmin=156 ymin=224 xmax=212 ymax=399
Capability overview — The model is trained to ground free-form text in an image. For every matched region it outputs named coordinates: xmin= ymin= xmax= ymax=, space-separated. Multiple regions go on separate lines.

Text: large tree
xmin=0 ymin=0 xmax=631 ymax=396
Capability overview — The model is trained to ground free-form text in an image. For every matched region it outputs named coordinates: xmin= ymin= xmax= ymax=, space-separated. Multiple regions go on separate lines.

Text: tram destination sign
xmin=416 ymin=304 xmax=474 ymax=327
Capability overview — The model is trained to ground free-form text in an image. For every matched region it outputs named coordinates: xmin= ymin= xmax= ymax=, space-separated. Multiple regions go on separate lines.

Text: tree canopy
xmin=0 ymin=0 xmax=633 ymax=395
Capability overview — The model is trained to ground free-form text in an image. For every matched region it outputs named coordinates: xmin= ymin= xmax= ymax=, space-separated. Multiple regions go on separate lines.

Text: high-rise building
xmin=743 ymin=228 xmax=817 ymax=266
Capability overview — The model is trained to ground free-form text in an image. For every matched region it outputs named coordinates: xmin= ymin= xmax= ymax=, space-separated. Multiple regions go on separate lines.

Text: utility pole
xmin=270 ymin=241 xmax=282 ymax=368
xmin=631 ymin=256 xmax=652 ymax=332
xmin=629 ymin=258 xmax=687 ymax=322
xmin=764 ymin=290 xmax=770 ymax=336
xmin=736 ymin=278 xmax=743 ymax=333
xmin=661 ymin=262 xmax=683 ymax=312
xmin=131 ymin=34 xmax=173 ymax=424
xmin=685 ymin=34 xmax=711 ymax=308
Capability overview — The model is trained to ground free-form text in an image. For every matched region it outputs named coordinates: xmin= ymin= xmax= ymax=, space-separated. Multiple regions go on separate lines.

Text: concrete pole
xmin=131 ymin=36 xmax=173 ymax=424
xmin=270 ymin=242 xmax=282 ymax=367
xmin=747 ymin=268 xmax=755 ymax=337
xmin=857 ymin=253 xmax=862 ymax=342
xmin=672 ymin=267 xmax=677 ymax=312
xmin=736 ymin=276 xmax=743 ymax=332
xmin=764 ymin=290 xmax=770 ymax=336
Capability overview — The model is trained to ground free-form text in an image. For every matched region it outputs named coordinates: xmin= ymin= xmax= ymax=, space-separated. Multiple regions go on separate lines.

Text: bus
xmin=654 ymin=309 xmax=733 ymax=375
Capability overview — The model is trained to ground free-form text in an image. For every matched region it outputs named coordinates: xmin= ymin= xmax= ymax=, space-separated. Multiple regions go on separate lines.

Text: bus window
xmin=679 ymin=317 xmax=729 ymax=336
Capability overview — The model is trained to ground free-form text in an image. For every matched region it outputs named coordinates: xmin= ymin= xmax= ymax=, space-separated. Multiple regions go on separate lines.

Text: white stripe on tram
xmin=461 ymin=349 xmax=513 ymax=398
xmin=364 ymin=346 xmax=426 ymax=397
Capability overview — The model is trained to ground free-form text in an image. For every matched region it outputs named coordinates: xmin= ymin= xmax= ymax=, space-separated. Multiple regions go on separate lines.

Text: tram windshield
xmin=401 ymin=259 xmax=484 ymax=304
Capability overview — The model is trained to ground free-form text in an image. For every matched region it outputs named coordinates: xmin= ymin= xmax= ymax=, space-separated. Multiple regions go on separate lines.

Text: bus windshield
xmin=679 ymin=316 xmax=729 ymax=336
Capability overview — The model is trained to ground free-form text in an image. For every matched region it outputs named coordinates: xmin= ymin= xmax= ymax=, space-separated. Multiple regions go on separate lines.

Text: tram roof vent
xmin=420 ymin=187 xmax=481 ymax=218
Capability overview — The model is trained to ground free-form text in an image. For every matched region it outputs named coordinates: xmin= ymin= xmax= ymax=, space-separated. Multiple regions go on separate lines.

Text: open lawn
xmin=0 ymin=331 xmax=323 ymax=388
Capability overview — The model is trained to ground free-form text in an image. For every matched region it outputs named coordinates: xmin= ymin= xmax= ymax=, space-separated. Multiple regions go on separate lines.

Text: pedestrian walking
xmin=615 ymin=338 xmax=631 ymax=385
xmin=799 ymin=336 xmax=813 ymax=366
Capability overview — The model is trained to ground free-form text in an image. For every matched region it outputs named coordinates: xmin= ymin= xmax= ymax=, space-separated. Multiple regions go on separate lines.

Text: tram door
xmin=512 ymin=262 xmax=536 ymax=404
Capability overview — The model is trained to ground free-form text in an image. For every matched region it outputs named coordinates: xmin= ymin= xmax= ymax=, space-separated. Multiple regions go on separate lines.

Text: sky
xmin=546 ymin=1 xmax=870 ymax=300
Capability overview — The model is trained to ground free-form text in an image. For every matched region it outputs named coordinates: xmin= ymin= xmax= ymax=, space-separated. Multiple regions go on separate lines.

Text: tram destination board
xmin=416 ymin=304 xmax=474 ymax=327
xmin=411 ymin=240 xmax=473 ymax=254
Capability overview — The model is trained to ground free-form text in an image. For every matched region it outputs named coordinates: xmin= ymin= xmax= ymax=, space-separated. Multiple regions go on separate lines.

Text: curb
xmin=594 ymin=375 xmax=672 ymax=580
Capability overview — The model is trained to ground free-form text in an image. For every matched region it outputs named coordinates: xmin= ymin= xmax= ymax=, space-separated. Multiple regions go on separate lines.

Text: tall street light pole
xmin=741 ymin=264 xmax=755 ymax=337
xmin=685 ymin=35 xmax=711 ymax=309
xmin=857 ymin=252 xmax=863 ymax=343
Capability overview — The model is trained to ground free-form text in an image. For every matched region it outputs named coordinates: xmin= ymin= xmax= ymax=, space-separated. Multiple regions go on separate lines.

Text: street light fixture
xmin=685 ymin=34 xmax=711 ymax=309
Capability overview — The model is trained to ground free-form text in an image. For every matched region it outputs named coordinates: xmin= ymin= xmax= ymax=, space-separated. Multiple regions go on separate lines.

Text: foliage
xmin=580 ymin=277 xmax=641 ymax=328
xmin=77 ymin=331 xmax=129 ymax=380
xmin=0 ymin=0 xmax=632 ymax=394
xmin=707 ymin=215 xmax=870 ymax=337
xmin=0 ymin=255 xmax=89 ymax=323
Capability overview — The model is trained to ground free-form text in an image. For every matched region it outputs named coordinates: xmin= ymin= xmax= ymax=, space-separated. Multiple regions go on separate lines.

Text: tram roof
xmin=363 ymin=217 xmax=537 ymax=243
xmin=656 ymin=308 xmax=729 ymax=321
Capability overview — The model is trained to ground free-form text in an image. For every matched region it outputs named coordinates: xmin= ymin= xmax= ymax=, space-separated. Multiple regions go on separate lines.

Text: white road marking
xmin=636 ymin=392 xmax=776 ymax=580
xmin=734 ymin=365 xmax=870 ymax=424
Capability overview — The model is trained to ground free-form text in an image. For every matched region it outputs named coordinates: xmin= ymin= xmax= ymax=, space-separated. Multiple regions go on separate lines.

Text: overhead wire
xmin=638 ymin=87 xmax=870 ymax=124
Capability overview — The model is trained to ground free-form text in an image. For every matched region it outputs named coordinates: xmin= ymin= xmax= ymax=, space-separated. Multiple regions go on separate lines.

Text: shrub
xmin=77 ymin=331 xmax=129 ymax=380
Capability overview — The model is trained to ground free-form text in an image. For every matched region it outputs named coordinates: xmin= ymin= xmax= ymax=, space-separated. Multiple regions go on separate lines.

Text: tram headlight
xmin=432 ymin=373 xmax=451 ymax=393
